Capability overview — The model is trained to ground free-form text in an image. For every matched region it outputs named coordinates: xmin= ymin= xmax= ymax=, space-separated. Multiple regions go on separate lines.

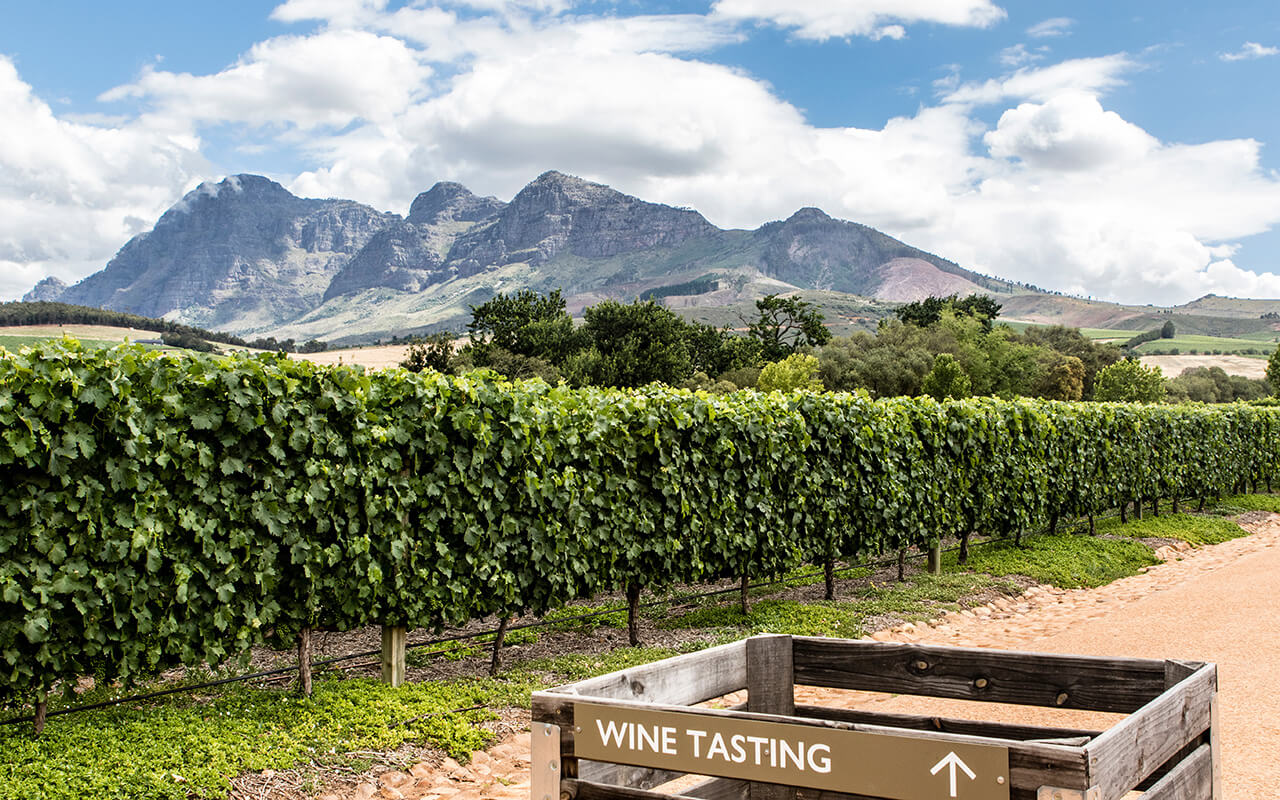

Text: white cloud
xmin=1220 ymin=42 xmax=1279 ymax=62
xmin=8 ymin=5 xmax=1280 ymax=309
xmin=998 ymin=43 xmax=1043 ymax=68
xmin=0 ymin=56 xmax=207 ymax=299
xmin=1027 ymin=17 xmax=1073 ymax=38
xmin=101 ymin=30 xmax=431 ymax=130
xmin=943 ymin=53 xmax=1137 ymax=104
xmin=710 ymin=0 xmax=1005 ymax=41
xmin=985 ymin=91 xmax=1157 ymax=170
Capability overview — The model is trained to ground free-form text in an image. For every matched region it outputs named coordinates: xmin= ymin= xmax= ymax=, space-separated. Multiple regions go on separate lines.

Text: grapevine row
xmin=1 ymin=342 xmax=1276 ymax=706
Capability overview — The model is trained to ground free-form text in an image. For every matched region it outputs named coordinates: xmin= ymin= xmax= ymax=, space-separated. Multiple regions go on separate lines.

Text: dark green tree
xmin=1160 ymin=320 xmax=1176 ymax=339
xmin=565 ymin=300 xmax=692 ymax=387
xmin=466 ymin=290 xmax=578 ymax=364
xmin=399 ymin=332 xmax=455 ymax=373
xmin=748 ymin=294 xmax=832 ymax=361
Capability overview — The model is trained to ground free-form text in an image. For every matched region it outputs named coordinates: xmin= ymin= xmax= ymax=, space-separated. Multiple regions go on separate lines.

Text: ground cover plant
xmin=0 ymin=499 xmax=1269 ymax=799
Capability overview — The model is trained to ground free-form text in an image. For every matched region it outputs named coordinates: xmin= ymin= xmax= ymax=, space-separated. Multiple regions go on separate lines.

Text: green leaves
xmin=1 ymin=339 xmax=1277 ymax=707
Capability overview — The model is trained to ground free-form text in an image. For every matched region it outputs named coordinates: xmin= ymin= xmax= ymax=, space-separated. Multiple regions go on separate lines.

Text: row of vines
xmin=2 ymin=341 xmax=1278 ymax=709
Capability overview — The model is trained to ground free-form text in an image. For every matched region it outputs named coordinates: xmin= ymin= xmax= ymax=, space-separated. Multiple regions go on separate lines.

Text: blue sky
xmin=3 ymin=0 xmax=1280 ymax=304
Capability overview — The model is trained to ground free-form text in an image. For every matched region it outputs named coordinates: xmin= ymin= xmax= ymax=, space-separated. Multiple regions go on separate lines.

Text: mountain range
xmin=26 ymin=171 xmax=1023 ymax=343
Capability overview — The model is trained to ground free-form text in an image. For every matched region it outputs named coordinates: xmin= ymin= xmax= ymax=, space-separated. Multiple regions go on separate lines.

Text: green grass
xmin=0 ymin=677 xmax=534 ymax=800
xmin=0 ymin=335 xmax=124 ymax=350
xmin=1095 ymin=513 xmax=1249 ymax=545
xmin=1209 ymin=494 xmax=1280 ymax=514
xmin=1135 ymin=334 xmax=1275 ymax=355
xmin=946 ymin=534 xmax=1158 ymax=588
xmin=659 ymin=573 xmax=1017 ymax=639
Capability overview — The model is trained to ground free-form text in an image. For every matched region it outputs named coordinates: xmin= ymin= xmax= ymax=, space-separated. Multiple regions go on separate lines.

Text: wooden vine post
xmin=298 ymin=627 xmax=313 ymax=697
xmin=381 ymin=625 xmax=407 ymax=688
xmin=927 ymin=541 xmax=942 ymax=575
xmin=532 ymin=635 xmax=1222 ymax=800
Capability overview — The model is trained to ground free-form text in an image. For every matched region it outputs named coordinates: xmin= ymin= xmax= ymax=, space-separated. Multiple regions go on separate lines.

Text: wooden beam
xmin=747 ymin=635 xmax=795 ymax=800
xmin=1084 ymin=664 xmax=1215 ymax=800
xmin=550 ymin=639 xmax=746 ymax=707
xmin=792 ymin=638 xmax=1166 ymax=712
xmin=793 ymin=704 xmax=1100 ymax=744
xmin=1135 ymin=745 xmax=1213 ymax=800
xmin=686 ymin=777 xmax=751 ymax=800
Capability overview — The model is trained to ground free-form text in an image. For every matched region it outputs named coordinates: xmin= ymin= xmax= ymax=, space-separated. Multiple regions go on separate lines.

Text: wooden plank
xmin=747 ymin=635 xmax=795 ymax=800
xmin=381 ymin=625 xmax=406 ymax=688
xmin=685 ymin=777 xmax=750 ymax=800
xmin=1084 ymin=664 xmax=1215 ymax=800
xmin=1163 ymin=660 xmax=1201 ymax=689
xmin=550 ymin=639 xmax=747 ymax=707
xmin=532 ymin=721 xmax=562 ymax=800
xmin=579 ymin=760 xmax=682 ymax=790
xmin=794 ymin=704 xmax=1100 ymax=744
xmin=1135 ymin=745 xmax=1212 ymax=800
xmin=1208 ymin=696 xmax=1222 ymax=799
xmin=792 ymin=638 xmax=1166 ymax=713
xmin=530 ymin=691 xmax=1087 ymax=797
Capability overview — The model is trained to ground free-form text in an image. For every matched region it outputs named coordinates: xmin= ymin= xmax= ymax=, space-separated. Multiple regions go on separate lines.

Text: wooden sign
xmin=574 ymin=702 xmax=1011 ymax=800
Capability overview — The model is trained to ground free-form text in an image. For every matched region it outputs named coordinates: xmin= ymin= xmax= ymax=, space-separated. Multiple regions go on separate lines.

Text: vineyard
xmin=2 ymin=340 xmax=1278 ymax=722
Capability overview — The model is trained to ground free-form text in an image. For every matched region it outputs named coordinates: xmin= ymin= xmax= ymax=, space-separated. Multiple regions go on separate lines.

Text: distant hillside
xmin=29 ymin=171 xmax=1027 ymax=343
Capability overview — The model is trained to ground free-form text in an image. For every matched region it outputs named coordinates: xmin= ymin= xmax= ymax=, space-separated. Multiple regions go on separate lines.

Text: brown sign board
xmin=574 ymin=702 xmax=1010 ymax=800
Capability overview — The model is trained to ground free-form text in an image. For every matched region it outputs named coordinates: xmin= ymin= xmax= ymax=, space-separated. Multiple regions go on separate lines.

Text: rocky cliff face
xmin=55 ymin=175 xmax=395 ymax=329
xmin=22 ymin=276 xmax=67 ymax=302
xmin=29 ymin=170 xmax=1019 ymax=339
xmin=756 ymin=207 xmax=984 ymax=297
xmin=323 ymin=182 xmax=506 ymax=300
xmin=444 ymin=171 xmax=718 ymax=276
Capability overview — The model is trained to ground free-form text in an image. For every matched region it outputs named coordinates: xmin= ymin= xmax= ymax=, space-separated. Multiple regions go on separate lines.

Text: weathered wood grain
xmin=1135 ymin=745 xmax=1212 ymax=800
xmin=793 ymin=704 xmax=1099 ymax=743
xmin=747 ymin=635 xmax=795 ymax=800
xmin=1084 ymin=664 xmax=1215 ymax=800
xmin=550 ymin=639 xmax=746 ymax=707
xmin=380 ymin=625 xmax=406 ymax=688
xmin=792 ymin=638 xmax=1166 ymax=712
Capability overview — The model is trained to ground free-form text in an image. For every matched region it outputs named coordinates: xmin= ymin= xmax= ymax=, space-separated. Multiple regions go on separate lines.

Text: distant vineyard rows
xmin=2 ymin=341 xmax=1277 ymax=704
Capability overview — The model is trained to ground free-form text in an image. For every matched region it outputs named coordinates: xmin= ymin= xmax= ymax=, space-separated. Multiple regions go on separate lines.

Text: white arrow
xmin=930 ymin=751 xmax=977 ymax=798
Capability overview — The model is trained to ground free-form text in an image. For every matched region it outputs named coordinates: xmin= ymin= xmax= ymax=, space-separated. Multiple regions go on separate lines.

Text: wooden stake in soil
xmin=897 ymin=549 xmax=906 ymax=582
xmin=1088 ymin=513 xmax=1096 ymax=536
xmin=33 ymin=700 xmax=46 ymax=736
xmin=298 ymin=626 xmax=313 ymax=697
xmin=381 ymin=625 xmax=406 ymax=687
xmin=927 ymin=542 xmax=942 ymax=575
xmin=823 ymin=559 xmax=835 ymax=601
xmin=740 ymin=574 xmax=751 ymax=614
xmin=1135 ymin=498 xmax=1143 ymax=520
xmin=488 ymin=616 xmax=510 ymax=677
xmin=626 ymin=582 xmax=642 ymax=647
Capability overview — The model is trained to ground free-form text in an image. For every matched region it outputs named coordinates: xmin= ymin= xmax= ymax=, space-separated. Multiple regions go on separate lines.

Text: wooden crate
xmin=531 ymin=635 xmax=1218 ymax=800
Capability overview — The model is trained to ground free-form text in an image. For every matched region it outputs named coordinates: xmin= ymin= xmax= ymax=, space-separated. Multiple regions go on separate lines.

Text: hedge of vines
xmin=2 ymin=341 xmax=1278 ymax=705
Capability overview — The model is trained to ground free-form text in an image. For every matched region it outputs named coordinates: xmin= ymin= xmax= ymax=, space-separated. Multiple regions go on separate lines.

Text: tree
xmin=1094 ymin=359 xmax=1166 ymax=403
xmin=466 ymin=289 xmax=577 ymax=364
xmin=566 ymin=300 xmax=691 ymax=387
xmin=757 ymin=354 xmax=823 ymax=392
xmin=1017 ymin=325 xmax=1122 ymax=399
xmin=1268 ymin=347 xmax=1280 ymax=394
xmin=399 ymin=332 xmax=454 ymax=373
xmin=921 ymin=353 xmax=971 ymax=400
xmin=1032 ymin=354 xmax=1085 ymax=401
xmin=682 ymin=322 xmax=762 ymax=376
xmin=1160 ymin=320 xmax=1176 ymax=339
xmin=748 ymin=295 xmax=831 ymax=361
xmin=896 ymin=293 xmax=1002 ymax=331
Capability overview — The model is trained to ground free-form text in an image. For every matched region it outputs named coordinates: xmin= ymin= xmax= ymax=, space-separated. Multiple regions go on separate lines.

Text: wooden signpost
xmin=531 ymin=635 xmax=1219 ymax=800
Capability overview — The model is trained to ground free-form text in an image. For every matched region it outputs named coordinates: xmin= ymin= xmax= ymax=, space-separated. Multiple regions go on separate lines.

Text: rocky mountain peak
xmin=22 ymin=276 xmax=67 ymax=302
xmin=407 ymin=181 xmax=505 ymax=225
xmin=786 ymin=207 xmax=834 ymax=224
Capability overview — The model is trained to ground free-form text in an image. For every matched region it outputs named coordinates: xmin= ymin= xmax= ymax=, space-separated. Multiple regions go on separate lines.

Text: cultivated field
xmin=1140 ymin=353 xmax=1269 ymax=380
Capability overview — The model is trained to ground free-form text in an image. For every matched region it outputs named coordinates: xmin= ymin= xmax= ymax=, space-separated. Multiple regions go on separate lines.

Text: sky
xmin=3 ymin=0 xmax=1280 ymax=305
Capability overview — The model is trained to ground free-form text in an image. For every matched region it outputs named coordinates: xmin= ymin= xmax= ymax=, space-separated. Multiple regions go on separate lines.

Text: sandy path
xmin=317 ymin=517 xmax=1280 ymax=800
